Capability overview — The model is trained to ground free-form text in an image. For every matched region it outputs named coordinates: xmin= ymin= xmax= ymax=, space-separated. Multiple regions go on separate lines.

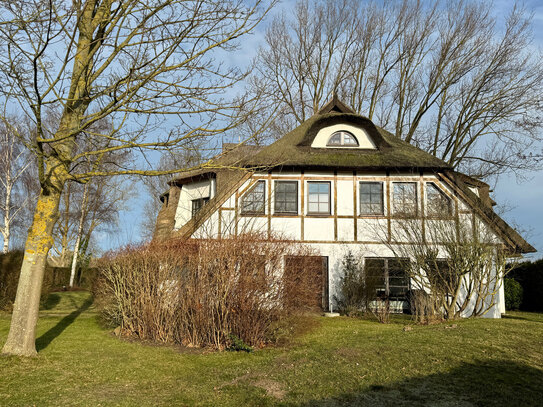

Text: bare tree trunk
xmin=2 ymin=176 xmax=63 ymax=356
xmin=2 ymin=184 xmax=10 ymax=254
xmin=69 ymin=183 xmax=88 ymax=288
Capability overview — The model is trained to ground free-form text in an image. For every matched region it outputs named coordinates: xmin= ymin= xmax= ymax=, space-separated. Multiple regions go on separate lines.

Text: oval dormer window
xmin=326 ymin=130 xmax=359 ymax=147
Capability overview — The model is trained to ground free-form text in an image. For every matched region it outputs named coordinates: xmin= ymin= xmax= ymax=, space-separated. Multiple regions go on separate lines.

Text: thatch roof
xmin=443 ymin=171 xmax=535 ymax=254
xmin=169 ymin=99 xmax=449 ymax=188
xmin=243 ymin=113 xmax=450 ymax=171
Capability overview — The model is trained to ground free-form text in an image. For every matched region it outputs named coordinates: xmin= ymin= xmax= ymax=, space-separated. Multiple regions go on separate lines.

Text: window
xmin=365 ymin=258 xmax=410 ymax=300
xmin=360 ymin=182 xmax=384 ymax=215
xmin=326 ymin=130 xmax=359 ymax=147
xmin=393 ymin=182 xmax=417 ymax=216
xmin=307 ymin=182 xmax=331 ymax=214
xmin=274 ymin=181 xmax=298 ymax=214
xmin=191 ymin=197 xmax=209 ymax=217
xmin=241 ymin=180 xmax=265 ymax=214
xmin=426 ymin=183 xmax=452 ymax=217
xmin=426 ymin=259 xmax=453 ymax=293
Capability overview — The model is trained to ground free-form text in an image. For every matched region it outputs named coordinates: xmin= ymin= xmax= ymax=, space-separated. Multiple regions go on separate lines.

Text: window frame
xmin=425 ymin=182 xmax=453 ymax=218
xmin=274 ymin=180 xmax=298 ymax=215
xmin=359 ymin=181 xmax=384 ymax=216
xmin=306 ymin=181 xmax=331 ymax=215
xmin=240 ymin=180 xmax=266 ymax=215
xmin=191 ymin=197 xmax=209 ymax=217
xmin=364 ymin=257 xmax=410 ymax=301
xmin=326 ymin=130 xmax=359 ymax=147
xmin=392 ymin=182 xmax=418 ymax=217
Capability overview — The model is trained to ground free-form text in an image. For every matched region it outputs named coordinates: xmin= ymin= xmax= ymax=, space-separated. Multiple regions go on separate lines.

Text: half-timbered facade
xmin=154 ymin=98 xmax=535 ymax=318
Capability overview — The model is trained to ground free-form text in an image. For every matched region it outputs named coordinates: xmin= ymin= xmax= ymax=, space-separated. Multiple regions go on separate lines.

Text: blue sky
xmin=108 ymin=0 xmax=543 ymax=259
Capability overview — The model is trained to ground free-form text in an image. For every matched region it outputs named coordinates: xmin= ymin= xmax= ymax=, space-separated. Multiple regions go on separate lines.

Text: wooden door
xmin=284 ymin=256 xmax=328 ymax=311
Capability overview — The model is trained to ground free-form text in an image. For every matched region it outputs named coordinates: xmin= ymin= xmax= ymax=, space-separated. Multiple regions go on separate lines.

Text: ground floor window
xmin=364 ymin=257 xmax=410 ymax=300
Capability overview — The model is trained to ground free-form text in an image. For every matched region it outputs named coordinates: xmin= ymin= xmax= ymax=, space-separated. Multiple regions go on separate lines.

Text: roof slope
xmin=243 ymin=112 xmax=450 ymax=171
xmin=442 ymin=171 xmax=535 ymax=254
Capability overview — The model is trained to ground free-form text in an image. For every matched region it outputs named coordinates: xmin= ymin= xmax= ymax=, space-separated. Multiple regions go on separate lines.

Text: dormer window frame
xmin=326 ymin=130 xmax=360 ymax=147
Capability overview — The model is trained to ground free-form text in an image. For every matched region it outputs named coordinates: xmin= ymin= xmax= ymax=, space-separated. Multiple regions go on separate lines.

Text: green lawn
xmin=1 ymin=291 xmax=542 ymax=406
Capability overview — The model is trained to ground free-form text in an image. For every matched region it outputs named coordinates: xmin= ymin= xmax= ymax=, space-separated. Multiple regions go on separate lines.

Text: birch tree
xmin=0 ymin=119 xmax=36 ymax=253
xmin=0 ymin=0 xmax=272 ymax=356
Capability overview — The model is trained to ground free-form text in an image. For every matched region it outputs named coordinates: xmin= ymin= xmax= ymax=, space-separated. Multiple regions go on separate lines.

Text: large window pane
xmin=274 ymin=181 xmax=298 ymax=214
xmin=307 ymin=182 xmax=330 ymax=214
xmin=360 ymin=182 xmax=383 ymax=215
xmin=393 ymin=182 xmax=417 ymax=216
xmin=426 ymin=183 xmax=452 ymax=217
xmin=365 ymin=257 xmax=410 ymax=301
xmin=241 ymin=180 xmax=265 ymax=214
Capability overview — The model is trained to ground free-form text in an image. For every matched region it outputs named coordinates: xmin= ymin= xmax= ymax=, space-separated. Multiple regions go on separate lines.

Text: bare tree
xmin=251 ymin=0 xmax=543 ymax=178
xmin=374 ymin=215 xmax=513 ymax=320
xmin=0 ymin=118 xmax=37 ymax=253
xmin=0 ymin=0 xmax=273 ymax=356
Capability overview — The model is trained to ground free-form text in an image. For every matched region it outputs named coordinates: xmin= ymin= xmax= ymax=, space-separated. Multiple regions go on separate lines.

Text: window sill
xmin=240 ymin=212 xmax=266 ymax=217
xmin=273 ymin=212 xmax=299 ymax=217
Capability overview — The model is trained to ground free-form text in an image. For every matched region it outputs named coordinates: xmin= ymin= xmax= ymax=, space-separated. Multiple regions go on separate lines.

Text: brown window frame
xmin=365 ymin=257 xmax=410 ymax=301
xmin=392 ymin=182 xmax=418 ymax=217
xmin=240 ymin=180 xmax=266 ymax=215
xmin=426 ymin=182 xmax=452 ymax=218
xmin=359 ymin=181 xmax=384 ymax=215
xmin=307 ymin=181 xmax=331 ymax=215
xmin=191 ymin=197 xmax=209 ymax=217
xmin=274 ymin=181 xmax=298 ymax=215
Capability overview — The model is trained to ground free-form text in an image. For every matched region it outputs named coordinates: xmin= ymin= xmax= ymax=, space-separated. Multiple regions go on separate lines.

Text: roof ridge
xmin=316 ymin=95 xmax=355 ymax=115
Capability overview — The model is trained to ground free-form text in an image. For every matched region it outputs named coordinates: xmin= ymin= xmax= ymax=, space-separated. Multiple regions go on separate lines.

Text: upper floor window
xmin=393 ymin=182 xmax=417 ymax=216
xmin=360 ymin=182 xmax=384 ymax=215
xmin=307 ymin=182 xmax=331 ymax=214
xmin=191 ymin=197 xmax=209 ymax=217
xmin=241 ymin=180 xmax=265 ymax=214
xmin=426 ymin=183 xmax=452 ymax=217
xmin=274 ymin=181 xmax=298 ymax=214
xmin=326 ymin=130 xmax=359 ymax=147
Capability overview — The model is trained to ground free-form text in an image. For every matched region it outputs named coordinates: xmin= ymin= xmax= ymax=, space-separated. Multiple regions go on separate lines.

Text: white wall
xmin=188 ymin=169 xmax=507 ymax=317
xmin=174 ymin=180 xmax=212 ymax=229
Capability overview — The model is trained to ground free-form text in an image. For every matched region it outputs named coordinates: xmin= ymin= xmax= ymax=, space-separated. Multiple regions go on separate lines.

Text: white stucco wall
xmin=186 ymin=169 xmax=508 ymax=317
xmin=174 ymin=180 xmax=212 ymax=229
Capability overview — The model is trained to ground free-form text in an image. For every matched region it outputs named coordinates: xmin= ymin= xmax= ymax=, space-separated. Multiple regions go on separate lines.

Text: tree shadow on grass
xmin=41 ymin=293 xmax=61 ymax=310
xmin=502 ymin=313 xmax=543 ymax=324
xmin=36 ymin=296 xmax=94 ymax=351
xmin=302 ymin=360 xmax=543 ymax=406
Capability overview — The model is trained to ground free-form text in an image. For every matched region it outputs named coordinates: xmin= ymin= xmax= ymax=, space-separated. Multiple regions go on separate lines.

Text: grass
xmin=1 ymin=291 xmax=542 ymax=406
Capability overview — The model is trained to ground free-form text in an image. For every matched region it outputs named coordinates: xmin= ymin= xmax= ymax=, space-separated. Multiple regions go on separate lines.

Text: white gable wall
xmin=174 ymin=180 xmax=212 ymax=229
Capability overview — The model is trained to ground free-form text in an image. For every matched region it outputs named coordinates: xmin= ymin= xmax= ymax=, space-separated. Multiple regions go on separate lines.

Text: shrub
xmin=94 ymin=234 xmax=320 ymax=350
xmin=334 ymin=252 xmax=388 ymax=322
xmin=0 ymin=250 xmax=52 ymax=310
xmin=504 ymin=277 xmax=523 ymax=311
xmin=334 ymin=252 xmax=365 ymax=315
xmin=509 ymin=260 xmax=543 ymax=312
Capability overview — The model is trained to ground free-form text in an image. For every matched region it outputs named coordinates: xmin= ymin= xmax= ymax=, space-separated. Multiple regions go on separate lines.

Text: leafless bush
xmin=94 ymin=234 xmax=320 ymax=349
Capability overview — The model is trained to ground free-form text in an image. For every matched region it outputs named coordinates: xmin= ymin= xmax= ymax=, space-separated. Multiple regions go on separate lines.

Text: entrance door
xmin=284 ymin=256 xmax=329 ymax=311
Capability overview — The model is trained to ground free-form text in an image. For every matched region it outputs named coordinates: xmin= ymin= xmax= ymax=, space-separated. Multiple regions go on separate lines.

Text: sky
xmin=107 ymin=0 xmax=543 ymax=260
